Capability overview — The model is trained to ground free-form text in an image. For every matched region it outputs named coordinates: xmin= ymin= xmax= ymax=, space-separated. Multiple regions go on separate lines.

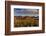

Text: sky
xmin=14 ymin=8 xmax=39 ymax=16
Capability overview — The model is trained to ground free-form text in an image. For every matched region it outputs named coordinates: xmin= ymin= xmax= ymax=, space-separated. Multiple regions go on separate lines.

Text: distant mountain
xmin=15 ymin=16 xmax=39 ymax=20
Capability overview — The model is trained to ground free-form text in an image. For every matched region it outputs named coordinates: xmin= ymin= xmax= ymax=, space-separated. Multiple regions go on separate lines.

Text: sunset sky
xmin=14 ymin=8 xmax=39 ymax=16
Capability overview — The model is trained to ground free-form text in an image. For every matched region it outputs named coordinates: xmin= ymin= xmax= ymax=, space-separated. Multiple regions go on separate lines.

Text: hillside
xmin=14 ymin=16 xmax=39 ymax=27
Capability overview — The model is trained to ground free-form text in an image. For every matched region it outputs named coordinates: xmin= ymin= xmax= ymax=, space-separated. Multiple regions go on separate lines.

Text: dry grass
xmin=14 ymin=16 xmax=39 ymax=27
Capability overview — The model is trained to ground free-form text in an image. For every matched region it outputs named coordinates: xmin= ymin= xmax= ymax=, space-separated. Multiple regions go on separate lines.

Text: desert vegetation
xmin=14 ymin=16 xmax=39 ymax=27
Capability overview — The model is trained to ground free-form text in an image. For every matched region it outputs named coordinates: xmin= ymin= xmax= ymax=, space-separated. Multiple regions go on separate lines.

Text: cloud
xmin=15 ymin=9 xmax=38 ymax=14
xmin=14 ymin=8 xmax=39 ymax=16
